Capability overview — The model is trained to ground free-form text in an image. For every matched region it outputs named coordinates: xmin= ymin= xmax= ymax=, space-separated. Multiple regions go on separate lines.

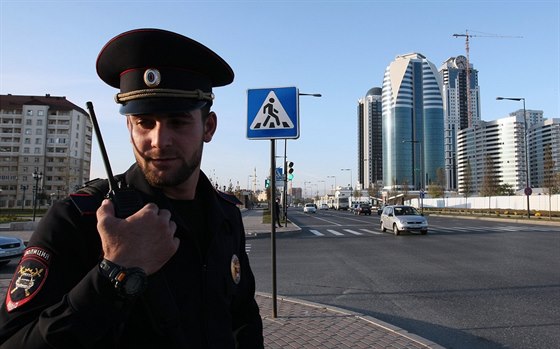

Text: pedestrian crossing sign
xmin=247 ymin=87 xmax=299 ymax=139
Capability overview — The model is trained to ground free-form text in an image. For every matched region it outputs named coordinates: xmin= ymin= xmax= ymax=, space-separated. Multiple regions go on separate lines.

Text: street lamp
xmin=327 ymin=175 xmax=337 ymax=194
xmin=341 ymin=168 xmax=352 ymax=205
xmin=32 ymin=169 xmax=43 ymax=222
xmin=496 ymin=96 xmax=530 ymax=219
xmin=402 ymin=140 xmax=424 ymax=190
xmin=318 ymin=180 xmax=326 ymax=197
xmin=20 ymin=185 xmax=28 ymax=211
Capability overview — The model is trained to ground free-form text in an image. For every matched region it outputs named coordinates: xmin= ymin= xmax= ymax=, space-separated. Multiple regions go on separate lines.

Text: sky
xmin=1 ymin=0 xmax=559 ymax=196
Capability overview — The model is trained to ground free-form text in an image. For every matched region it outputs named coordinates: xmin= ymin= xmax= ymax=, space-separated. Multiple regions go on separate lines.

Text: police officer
xmin=0 ymin=28 xmax=264 ymax=348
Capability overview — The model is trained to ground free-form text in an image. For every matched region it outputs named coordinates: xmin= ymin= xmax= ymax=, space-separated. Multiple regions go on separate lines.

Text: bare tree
xmin=543 ymin=144 xmax=559 ymax=219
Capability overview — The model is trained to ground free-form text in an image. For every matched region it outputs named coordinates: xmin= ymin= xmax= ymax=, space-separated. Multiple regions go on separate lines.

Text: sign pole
xmin=270 ymin=139 xmax=277 ymax=318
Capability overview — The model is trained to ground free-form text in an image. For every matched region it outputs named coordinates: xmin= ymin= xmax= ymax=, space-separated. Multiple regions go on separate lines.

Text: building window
xmin=37 ymin=119 xmax=43 ymax=126
xmin=23 ymin=147 xmax=30 ymax=154
xmin=26 ymin=110 xmax=33 ymax=116
xmin=26 ymin=119 xmax=32 ymax=125
xmin=24 ymin=138 xmax=31 ymax=144
xmin=36 ymin=129 xmax=42 ymax=135
xmin=25 ymin=129 xmax=32 ymax=135
xmin=35 ymin=138 xmax=42 ymax=144
xmin=38 ymin=110 xmax=44 ymax=116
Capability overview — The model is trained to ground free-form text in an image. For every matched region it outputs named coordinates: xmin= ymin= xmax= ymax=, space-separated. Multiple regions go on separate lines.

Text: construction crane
xmin=452 ymin=30 xmax=522 ymax=127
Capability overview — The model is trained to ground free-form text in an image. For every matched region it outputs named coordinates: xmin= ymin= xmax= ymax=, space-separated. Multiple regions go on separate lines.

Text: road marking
xmin=245 ymin=243 xmax=252 ymax=254
xmin=361 ymin=229 xmax=383 ymax=235
xmin=310 ymin=230 xmax=324 ymax=236
xmin=343 ymin=229 xmax=362 ymax=235
xmin=327 ymin=229 xmax=344 ymax=236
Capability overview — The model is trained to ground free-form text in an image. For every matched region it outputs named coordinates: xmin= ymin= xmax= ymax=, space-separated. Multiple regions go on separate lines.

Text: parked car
xmin=0 ymin=236 xmax=26 ymax=266
xmin=354 ymin=204 xmax=372 ymax=215
xmin=379 ymin=205 xmax=428 ymax=235
xmin=303 ymin=203 xmax=317 ymax=213
xmin=319 ymin=204 xmax=329 ymax=210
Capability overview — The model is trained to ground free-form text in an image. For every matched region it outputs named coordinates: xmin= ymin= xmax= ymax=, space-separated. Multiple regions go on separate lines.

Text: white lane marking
xmin=327 ymin=229 xmax=344 ymax=236
xmin=360 ymin=229 xmax=382 ymax=235
xmin=343 ymin=229 xmax=362 ymax=235
xmin=310 ymin=230 xmax=324 ymax=236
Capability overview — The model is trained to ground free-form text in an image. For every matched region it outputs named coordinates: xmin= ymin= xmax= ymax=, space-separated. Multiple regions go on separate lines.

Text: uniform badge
xmin=143 ymin=68 xmax=161 ymax=87
xmin=230 ymin=254 xmax=241 ymax=284
xmin=6 ymin=247 xmax=51 ymax=312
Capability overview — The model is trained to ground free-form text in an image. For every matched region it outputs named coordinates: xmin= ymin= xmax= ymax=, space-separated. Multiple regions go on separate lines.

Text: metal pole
xmin=523 ymin=99 xmax=530 ymax=219
xmin=270 ymin=139 xmax=277 ymax=318
xmin=283 ymin=139 xmax=288 ymax=227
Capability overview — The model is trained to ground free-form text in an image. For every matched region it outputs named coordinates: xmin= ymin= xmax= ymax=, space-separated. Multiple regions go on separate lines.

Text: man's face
xmin=126 ymin=109 xmax=216 ymax=188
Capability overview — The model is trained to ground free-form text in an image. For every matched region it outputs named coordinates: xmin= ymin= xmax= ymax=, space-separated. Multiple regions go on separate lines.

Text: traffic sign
xmin=524 ymin=187 xmax=532 ymax=196
xmin=247 ymin=87 xmax=299 ymax=139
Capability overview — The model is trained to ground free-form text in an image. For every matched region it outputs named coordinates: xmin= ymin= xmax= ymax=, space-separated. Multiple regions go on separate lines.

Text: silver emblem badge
xmin=143 ymin=68 xmax=161 ymax=87
xmin=231 ymin=254 xmax=241 ymax=284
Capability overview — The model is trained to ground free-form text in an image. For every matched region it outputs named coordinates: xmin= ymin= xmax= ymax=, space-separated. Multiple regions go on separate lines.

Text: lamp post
xmin=32 ymin=169 xmax=43 ymax=222
xmin=402 ymin=139 xmax=424 ymax=213
xmin=402 ymin=140 xmax=424 ymax=190
xmin=496 ymin=96 xmax=530 ymax=219
xmin=327 ymin=176 xmax=337 ymax=194
xmin=20 ymin=185 xmax=28 ymax=211
xmin=318 ymin=180 xmax=326 ymax=197
xmin=341 ymin=168 xmax=352 ymax=206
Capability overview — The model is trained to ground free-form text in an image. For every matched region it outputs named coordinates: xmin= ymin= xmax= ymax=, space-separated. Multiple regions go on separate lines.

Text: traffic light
xmin=265 ymin=178 xmax=270 ymax=188
xmin=287 ymin=161 xmax=294 ymax=181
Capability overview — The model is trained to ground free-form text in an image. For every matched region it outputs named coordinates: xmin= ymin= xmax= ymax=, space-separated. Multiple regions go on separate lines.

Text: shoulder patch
xmin=6 ymin=247 xmax=51 ymax=312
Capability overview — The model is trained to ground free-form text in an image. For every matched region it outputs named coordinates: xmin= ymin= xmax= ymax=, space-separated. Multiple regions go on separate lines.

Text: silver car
xmin=380 ymin=205 xmax=428 ymax=235
xmin=0 ymin=236 xmax=26 ymax=266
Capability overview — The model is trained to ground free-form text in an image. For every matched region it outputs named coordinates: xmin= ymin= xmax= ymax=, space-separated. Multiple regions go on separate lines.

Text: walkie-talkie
xmin=86 ymin=101 xmax=144 ymax=218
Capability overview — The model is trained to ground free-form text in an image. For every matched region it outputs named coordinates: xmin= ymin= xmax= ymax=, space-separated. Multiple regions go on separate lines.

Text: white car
xmin=303 ymin=203 xmax=317 ymax=213
xmin=319 ymin=204 xmax=329 ymax=210
xmin=0 ymin=236 xmax=26 ymax=266
xmin=380 ymin=205 xmax=428 ymax=235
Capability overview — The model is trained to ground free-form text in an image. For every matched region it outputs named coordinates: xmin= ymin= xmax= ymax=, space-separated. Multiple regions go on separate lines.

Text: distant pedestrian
xmin=274 ymin=198 xmax=282 ymax=228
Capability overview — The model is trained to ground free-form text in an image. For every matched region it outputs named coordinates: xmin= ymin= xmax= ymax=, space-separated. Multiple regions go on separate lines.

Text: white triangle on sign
xmin=250 ymin=91 xmax=294 ymax=130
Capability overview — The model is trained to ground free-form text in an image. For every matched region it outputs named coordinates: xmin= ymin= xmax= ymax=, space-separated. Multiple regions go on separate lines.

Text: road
xmin=248 ymin=208 xmax=560 ymax=349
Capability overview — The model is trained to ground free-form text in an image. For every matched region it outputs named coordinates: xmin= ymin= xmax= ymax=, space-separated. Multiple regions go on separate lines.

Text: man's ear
xmin=203 ymin=111 xmax=217 ymax=143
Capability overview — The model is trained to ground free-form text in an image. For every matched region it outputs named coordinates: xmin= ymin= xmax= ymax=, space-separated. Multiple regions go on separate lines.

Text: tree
xmin=427 ymin=167 xmax=446 ymax=198
xmin=543 ymin=144 xmax=559 ymax=219
xmin=461 ymin=159 xmax=474 ymax=208
xmin=480 ymin=155 xmax=500 ymax=197
xmin=480 ymin=155 xmax=500 ymax=212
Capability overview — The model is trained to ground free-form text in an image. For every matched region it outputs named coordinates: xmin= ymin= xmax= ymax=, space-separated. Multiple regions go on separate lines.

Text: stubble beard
xmin=138 ymin=142 xmax=204 ymax=188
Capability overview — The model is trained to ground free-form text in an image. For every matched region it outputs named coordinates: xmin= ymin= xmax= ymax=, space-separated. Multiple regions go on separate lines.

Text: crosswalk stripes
xmin=343 ymin=229 xmax=363 ymax=235
xmin=302 ymin=224 xmax=557 ymax=237
xmin=327 ymin=229 xmax=344 ymax=236
xmin=360 ymin=229 xmax=383 ymax=235
xmin=310 ymin=229 xmax=324 ymax=236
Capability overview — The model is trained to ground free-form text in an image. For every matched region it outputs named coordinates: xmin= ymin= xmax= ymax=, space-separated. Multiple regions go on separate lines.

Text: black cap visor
xmin=119 ymin=98 xmax=208 ymax=115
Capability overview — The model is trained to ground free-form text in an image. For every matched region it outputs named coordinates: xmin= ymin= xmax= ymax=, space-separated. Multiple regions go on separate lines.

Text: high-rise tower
xmin=357 ymin=88 xmax=382 ymax=192
xmin=439 ymin=56 xmax=480 ymax=191
xmin=381 ymin=53 xmax=445 ymax=191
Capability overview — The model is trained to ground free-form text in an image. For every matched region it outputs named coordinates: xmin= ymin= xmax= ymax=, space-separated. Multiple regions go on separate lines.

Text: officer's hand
xmin=96 ymin=199 xmax=180 ymax=275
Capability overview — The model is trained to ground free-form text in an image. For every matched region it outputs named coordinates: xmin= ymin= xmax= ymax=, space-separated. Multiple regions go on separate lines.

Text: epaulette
xmin=217 ymin=191 xmax=243 ymax=206
xmin=70 ymin=178 xmax=109 ymax=216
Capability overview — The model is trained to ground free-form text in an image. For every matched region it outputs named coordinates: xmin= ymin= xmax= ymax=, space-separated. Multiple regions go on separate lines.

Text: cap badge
xmin=230 ymin=254 xmax=241 ymax=284
xmin=143 ymin=68 xmax=161 ymax=87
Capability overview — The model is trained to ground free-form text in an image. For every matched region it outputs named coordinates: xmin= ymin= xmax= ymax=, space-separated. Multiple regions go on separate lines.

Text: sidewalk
xmin=243 ymin=209 xmax=444 ymax=348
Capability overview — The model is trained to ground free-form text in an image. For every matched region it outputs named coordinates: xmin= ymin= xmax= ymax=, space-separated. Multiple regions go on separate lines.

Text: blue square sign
xmin=247 ymin=87 xmax=299 ymax=139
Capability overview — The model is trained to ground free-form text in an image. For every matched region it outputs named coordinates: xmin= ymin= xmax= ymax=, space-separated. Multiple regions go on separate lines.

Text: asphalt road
xmin=248 ymin=208 xmax=560 ymax=349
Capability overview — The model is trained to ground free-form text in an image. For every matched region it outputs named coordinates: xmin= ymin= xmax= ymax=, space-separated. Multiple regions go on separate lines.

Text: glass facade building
xmin=357 ymin=87 xmax=382 ymax=191
xmin=381 ymin=53 xmax=444 ymax=191
xmin=439 ymin=56 xmax=480 ymax=191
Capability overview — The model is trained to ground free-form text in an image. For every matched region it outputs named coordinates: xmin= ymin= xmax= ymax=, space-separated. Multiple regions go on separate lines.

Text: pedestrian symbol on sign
xmin=250 ymin=91 xmax=294 ymax=130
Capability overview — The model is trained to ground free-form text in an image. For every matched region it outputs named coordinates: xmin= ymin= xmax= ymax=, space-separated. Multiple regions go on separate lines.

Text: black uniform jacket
xmin=0 ymin=165 xmax=264 ymax=348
